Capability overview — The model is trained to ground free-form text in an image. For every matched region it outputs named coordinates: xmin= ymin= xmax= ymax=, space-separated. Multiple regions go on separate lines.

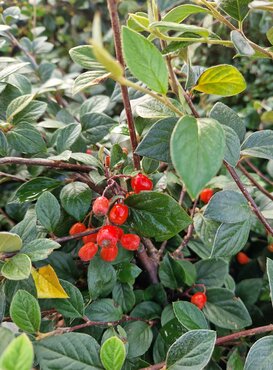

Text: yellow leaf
xmin=31 ymin=265 xmax=69 ymax=299
xmin=92 ymin=40 xmax=123 ymax=79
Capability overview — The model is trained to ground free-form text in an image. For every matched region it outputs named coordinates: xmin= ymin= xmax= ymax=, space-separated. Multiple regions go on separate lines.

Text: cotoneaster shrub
xmin=0 ymin=1 xmax=273 ymax=369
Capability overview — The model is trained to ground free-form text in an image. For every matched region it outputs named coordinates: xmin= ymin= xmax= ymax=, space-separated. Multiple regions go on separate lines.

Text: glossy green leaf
xmin=125 ymin=192 xmax=192 ymax=241
xmin=85 ymin=299 xmax=122 ymax=322
xmin=16 ymin=177 xmax=62 ymax=202
xmin=203 ymin=288 xmax=252 ymax=329
xmin=0 ymin=334 xmax=34 ymax=370
xmin=122 ymin=26 xmax=168 ymax=94
xmin=69 ymin=45 xmax=105 ymax=70
xmin=151 ymin=21 xmax=210 ymax=37
xmin=21 ymin=239 xmax=61 ymax=261
xmin=0 ymin=232 xmax=22 ymax=253
xmin=100 ymin=337 xmax=126 ymax=370
xmin=80 ymin=95 xmax=110 ymax=116
xmin=88 ymin=257 xmax=117 ymax=299
xmin=0 ymin=131 xmax=8 ymax=157
xmin=35 ymin=191 xmax=61 ymax=232
xmin=73 ymin=70 xmax=110 ymax=94
xmin=56 ymin=123 xmax=81 ymax=153
xmin=136 ymin=117 xmax=177 ymax=163
xmin=0 ymin=328 xmax=14 ymax=356
xmin=193 ymin=65 xmax=246 ymax=96
xmin=236 ymin=278 xmax=263 ymax=306
xmin=6 ymin=94 xmax=34 ymax=122
xmin=204 ymin=190 xmax=251 ymax=223
xmin=173 ymin=301 xmax=208 ymax=330
xmin=125 ymin=321 xmax=153 ymax=359
xmin=266 ymin=258 xmax=273 ymax=307
xmin=211 ymin=219 xmax=251 ymax=257
xmin=136 ymin=96 xmax=177 ymax=119
xmin=244 ymin=336 xmax=273 ymax=370
xmin=112 ymin=283 xmax=135 ymax=313
xmin=34 ymin=333 xmax=102 ymax=370
xmin=194 ymin=214 xmax=220 ymax=249
xmin=231 ymin=30 xmax=254 ymax=56
xmin=163 ymin=4 xmax=209 ymax=23
xmin=267 ymin=27 xmax=273 ymax=45
xmin=81 ymin=112 xmax=116 ymax=144
xmin=241 ymin=130 xmax=273 ymax=160
xmin=10 ymin=290 xmax=41 ymax=333
xmin=131 ymin=301 xmax=162 ymax=320
xmin=222 ymin=126 xmax=241 ymax=167
xmin=195 ymin=259 xmax=229 ymax=287
xmin=1 ymin=254 xmax=31 ymax=281
xmin=7 ymin=123 xmax=46 ymax=154
xmin=170 ymin=116 xmax=225 ymax=198
xmin=219 ymin=0 xmax=251 ymax=21
xmin=166 ymin=330 xmax=216 ymax=370
xmin=210 ymin=102 xmax=246 ymax=142
xmin=13 ymin=101 xmax=47 ymax=125
xmin=60 ymin=181 xmax=92 ymax=221
xmin=0 ymin=62 xmax=29 ymax=81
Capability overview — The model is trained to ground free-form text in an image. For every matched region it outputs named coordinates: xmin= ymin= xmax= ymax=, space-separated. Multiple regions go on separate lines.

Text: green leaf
xmin=52 ymin=279 xmax=84 ymax=319
xmin=195 ymin=259 xmax=229 ymax=287
xmin=112 ymin=283 xmax=136 ymax=313
xmin=219 ymin=0 xmax=251 ymax=21
xmin=241 ymin=130 xmax=273 ymax=160
xmin=210 ymin=102 xmax=246 ymax=142
xmin=116 ymin=262 xmax=141 ymax=284
xmin=0 ymin=62 xmax=30 ymax=81
xmin=125 ymin=321 xmax=153 ymax=359
xmin=125 ymin=192 xmax=192 ymax=241
xmin=266 ymin=258 xmax=273 ymax=307
xmin=6 ymin=94 xmax=35 ymax=122
xmin=211 ymin=219 xmax=251 ymax=257
xmin=0 ymin=328 xmax=14 ymax=356
xmin=110 ymin=144 xmax=124 ymax=168
xmin=100 ymin=337 xmax=126 ymax=370
xmin=69 ymin=45 xmax=105 ymax=70
xmin=56 ymin=123 xmax=81 ymax=153
xmin=122 ymin=26 xmax=168 ymax=94
xmin=204 ymin=190 xmax=251 ymax=223
xmin=170 ymin=116 xmax=225 ymax=198
xmin=88 ymin=257 xmax=117 ymax=299
xmin=131 ymin=301 xmax=162 ymax=320
xmin=231 ymin=30 xmax=254 ymax=56
xmin=92 ymin=41 xmax=123 ymax=79
xmin=0 ymin=232 xmax=22 ymax=253
xmin=0 ymin=131 xmax=8 ymax=157
xmin=0 ymin=334 xmax=34 ymax=370
xmin=173 ymin=301 xmax=208 ymax=330
xmin=80 ymin=95 xmax=110 ymax=116
xmin=136 ymin=118 xmax=177 ymax=163
xmin=202 ymin=288 xmax=252 ymax=329
xmin=85 ymin=299 xmax=122 ymax=322
xmin=35 ymin=191 xmax=61 ymax=232
xmin=1 ymin=254 xmax=31 ymax=281
xmin=34 ymin=333 xmax=103 ymax=370
xmin=0 ymin=289 xmax=6 ymax=323
xmin=60 ymin=181 xmax=92 ymax=221
xmin=163 ymin=4 xmax=209 ymax=23
xmin=244 ymin=336 xmax=273 ymax=370
xmin=73 ymin=70 xmax=110 ymax=95
xmin=236 ymin=278 xmax=263 ymax=306
xmin=16 ymin=177 xmax=62 ymax=202
xmin=193 ymin=65 xmax=246 ymax=96
xmin=267 ymin=27 xmax=273 ymax=45
xmin=222 ymin=126 xmax=241 ymax=167
xmin=136 ymin=96 xmax=177 ymax=119
xmin=7 ymin=123 xmax=46 ymax=154
xmin=81 ymin=112 xmax=116 ymax=144
xmin=227 ymin=349 xmax=244 ymax=370
xmin=150 ymin=21 xmax=210 ymax=37
xmin=166 ymin=330 xmax=216 ymax=370
xmin=13 ymin=101 xmax=47 ymax=125
xmin=21 ymin=239 xmax=61 ymax=261
xmin=10 ymin=290 xmax=41 ymax=333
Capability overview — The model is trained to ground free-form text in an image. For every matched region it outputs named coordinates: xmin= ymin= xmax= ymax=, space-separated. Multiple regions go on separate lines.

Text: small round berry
xmin=100 ymin=244 xmax=118 ymax=262
xmin=78 ymin=242 xmax=98 ymax=261
xmin=97 ymin=225 xmax=120 ymax=248
xmin=268 ymin=244 xmax=273 ymax=253
xmin=92 ymin=196 xmax=109 ymax=217
xmin=86 ymin=148 xmax=92 ymax=155
xmin=200 ymin=188 xmax=214 ymax=204
xmin=82 ymin=228 xmax=98 ymax=244
xmin=105 ymin=155 xmax=110 ymax=167
xmin=120 ymin=234 xmax=140 ymax=251
xmin=113 ymin=226 xmax=124 ymax=240
xmin=191 ymin=292 xmax=207 ymax=310
xmin=109 ymin=204 xmax=129 ymax=225
xmin=69 ymin=222 xmax=86 ymax=236
xmin=236 ymin=252 xmax=250 ymax=265
xmin=131 ymin=174 xmax=153 ymax=194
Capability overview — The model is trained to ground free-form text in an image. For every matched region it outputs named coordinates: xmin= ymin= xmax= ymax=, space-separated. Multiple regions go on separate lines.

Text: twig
xmin=225 ymin=160 xmax=273 ymax=236
xmin=141 ymin=363 xmax=165 ymax=370
xmin=137 ymin=244 xmax=159 ymax=284
xmin=0 ymin=171 xmax=26 ymax=182
xmin=158 ymin=240 xmax=167 ymax=260
xmin=237 ymin=163 xmax=273 ymax=202
xmin=142 ymin=237 xmax=159 ymax=261
xmin=244 ymin=158 xmax=273 ymax=187
xmin=6 ymin=31 xmax=38 ymax=69
xmin=0 ymin=157 xmax=95 ymax=172
xmin=107 ymin=0 xmax=141 ymax=170
xmin=0 ymin=208 xmax=15 ymax=227
xmin=54 ymin=227 xmax=101 ymax=243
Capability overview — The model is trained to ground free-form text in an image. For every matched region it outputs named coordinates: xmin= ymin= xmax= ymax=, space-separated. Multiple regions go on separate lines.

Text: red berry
xmin=113 ymin=226 xmax=124 ymax=240
xmin=82 ymin=228 xmax=98 ymax=244
xmin=120 ymin=234 xmax=140 ymax=251
xmin=78 ymin=242 xmax=98 ymax=261
xmin=97 ymin=225 xmax=120 ymax=248
xmin=105 ymin=155 xmax=110 ymax=167
xmin=69 ymin=222 xmax=86 ymax=236
xmin=109 ymin=204 xmax=129 ymax=225
xmin=92 ymin=196 xmax=109 ymax=217
xmin=100 ymin=244 xmax=118 ymax=262
xmin=200 ymin=188 xmax=214 ymax=204
xmin=236 ymin=252 xmax=250 ymax=265
xmin=131 ymin=174 xmax=153 ymax=194
xmin=191 ymin=292 xmax=207 ymax=310
xmin=86 ymin=148 xmax=92 ymax=155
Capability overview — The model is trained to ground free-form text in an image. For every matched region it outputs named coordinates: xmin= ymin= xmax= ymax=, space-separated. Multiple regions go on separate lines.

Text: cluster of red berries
xmin=69 ymin=173 xmax=153 ymax=263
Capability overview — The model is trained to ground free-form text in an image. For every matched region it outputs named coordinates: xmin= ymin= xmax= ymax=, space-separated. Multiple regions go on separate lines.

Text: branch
xmin=244 ymin=158 xmax=273 ymax=187
xmin=137 ymin=244 xmax=159 ymax=284
xmin=0 ymin=171 xmax=26 ymax=182
xmin=216 ymin=324 xmax=273 ymax=345
xmin=54 ymin=227 xmax=101 ymax=243
xmin=0 ymin=157 xmax=95 ymax=172
xmin=237 ymin=163 xmax=273 ymax=202
xmin=107 ymin=0 xmax=141 ymax=170
xmin=225 ymin=160 xmax=273 ymax=236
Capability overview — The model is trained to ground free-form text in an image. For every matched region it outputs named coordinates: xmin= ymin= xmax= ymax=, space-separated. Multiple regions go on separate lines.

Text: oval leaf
xmin=0 ymin=232 xmax=22 ymax=253
xmin=0 ymin=334 xmax=34 ymax=370
xmin=100 ymin=337 xmax=126 ymax=370
xmin=1 ymin=254 xmax=31 ymax=281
